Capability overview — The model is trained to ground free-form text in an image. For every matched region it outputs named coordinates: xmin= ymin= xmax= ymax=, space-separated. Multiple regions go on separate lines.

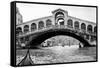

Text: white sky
xmin=16 ymin=3 xmax=96 ymax=23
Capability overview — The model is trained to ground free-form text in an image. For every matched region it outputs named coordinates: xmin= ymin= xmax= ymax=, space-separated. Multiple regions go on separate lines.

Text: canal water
xmin=16 ymin=45 xmax=97 ymax=65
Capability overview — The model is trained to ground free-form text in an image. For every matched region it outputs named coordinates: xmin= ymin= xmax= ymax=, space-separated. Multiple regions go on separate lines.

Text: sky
xmin=16 ymin=3 xmax=96 ymax=23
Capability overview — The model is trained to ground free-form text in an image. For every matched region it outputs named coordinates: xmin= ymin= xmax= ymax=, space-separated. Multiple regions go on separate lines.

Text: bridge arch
xmin=31 ymin=23 xmax=37 ymax=31
xmin=74 ymin=21 xmax=79 ymax=29
xmin=67 ymin=19 xmax=73 ymax=28
xmin=24 ymin=25 xmax=29 ymax=33
xmin=87 ymin=25 xmax=93 ymax=33
xmin=27 ymin=29 xmax=91 ymax=47
xmin=55 ymin=12 xmax=65 ymax=25
xmin=57 ymin=18 xmax=64 ymax=25
xmin=46 ymin=19 xmax=52 ymax=27
xmin=16 ymin=27 xmax=22 ymax=35
xmin=81 ymin=23 xmax=86 ymax=31
xmin=38 ymin=21 xmax=44 ymax=29
xmin=55 ymin=12 xmax=64 ymax=18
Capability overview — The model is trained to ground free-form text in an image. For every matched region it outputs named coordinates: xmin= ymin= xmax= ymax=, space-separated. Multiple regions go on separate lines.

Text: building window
xmin=67 ymin=19 xmax=73 ymax=28
xmin=16 ymin=27 xmax=22 ymax=35
xmin=94 ymin=26 xmax=97 ymax=34
xmin=38 ymin=21 xmax=44 ymax=29
xmin=87 ymin=25 xmax=93 ymax=33
xmin=74 ymin=21 xmax=79 ymax=29
xmin=81 ymin=23 xmax=86 ymax=31
xmin=31 ymin=23 xmax=37 ymax=31
xmin=24 ymin=25 xmax=29 ymax=33
xmin=46 ymin=19 xmax=52 ymax=27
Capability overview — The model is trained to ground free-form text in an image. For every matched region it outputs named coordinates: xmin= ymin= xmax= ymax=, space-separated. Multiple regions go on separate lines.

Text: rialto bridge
xmin=16 ymin=8 xmax=97 ymax=48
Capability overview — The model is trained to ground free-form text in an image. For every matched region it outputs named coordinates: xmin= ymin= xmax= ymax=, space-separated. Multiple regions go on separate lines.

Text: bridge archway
xmin=81 ymin=23 xmax=86 ymax=32
xmin=74 ymin=21 xmax=79 ymax=29
xmin=16 ymin=27 xmax=22 ymax=35
xmin=55 ymin=12 xmax=64 ymax=18
xmin=87 ymin=25 xmax=93 ymax=33
xmin=31 ymin=23 xmax=37 ymax=31
xmin=24 ymin=25 xmax=29 ymax=33
xmin=55 ymin=12 xmax=65 ymax=25
xmin=67 ymin=19 xmax=73 ymax=28
xmin=57 ymin=18 xmax=64 ymax=25
xmin=38 ymin=21 xmax=44 ymax=29
xmin=46 ymin=19 xmax=52 ymax=27
xmin=27 ymin=29 xmax=91 ymax=47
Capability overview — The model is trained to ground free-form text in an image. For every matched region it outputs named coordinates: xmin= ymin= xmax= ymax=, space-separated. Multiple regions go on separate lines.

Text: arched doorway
xmin=55 ymin=12 xmax=65 ymax=25
xmin=57 ymin=18 xmax=64 ymax=25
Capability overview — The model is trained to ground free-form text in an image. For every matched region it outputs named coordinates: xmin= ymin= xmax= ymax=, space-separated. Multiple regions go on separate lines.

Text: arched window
xmin=87 ymin=25 xmax=92 ymax=33
xmin=55 ymin=12 xmax=64 ymax=18
xmin=24 ymin=25 xmax=29 ymax=33
xmin=74 ymin=21 xmax=79 ymax=29
xmin=38 ymin=21 xmax=44 ymax=29
xmin=67 ymin=19 xmax=73 ymax=27
xmin=46 ymin=19 xmax=52 ymax=27
xmin=16 ymin=27 xmax=22 ymax=35
xmin=81 ymin=23 xmax=86 ymax=30
xmin=31 ymin=23 xmax=37 ymax=31
xmin=94 ymin=26 xmax=97 ymax=33
xmin=57 ymin=18 xmax=64 ymax=25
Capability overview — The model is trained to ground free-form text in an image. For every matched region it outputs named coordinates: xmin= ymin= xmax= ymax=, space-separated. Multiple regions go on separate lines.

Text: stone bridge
xmin=16 ymin=8 xmax=97 ymax=48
